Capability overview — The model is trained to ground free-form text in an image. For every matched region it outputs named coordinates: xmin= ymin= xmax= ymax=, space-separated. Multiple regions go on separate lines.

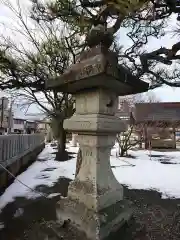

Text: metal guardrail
xmin=0 ymin=134 xmax=44 ymax=167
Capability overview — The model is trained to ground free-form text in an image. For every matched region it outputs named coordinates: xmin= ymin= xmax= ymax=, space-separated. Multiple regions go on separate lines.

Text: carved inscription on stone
xmin=83 ymin=148 xmax=93 ymax=157
xmin=78 ymin=135 xmax=97 ymax=146
xmin=76 ymin=62 xmax=103 ymax=80
xmin=78 ymin=121 xmax=91 ymax=129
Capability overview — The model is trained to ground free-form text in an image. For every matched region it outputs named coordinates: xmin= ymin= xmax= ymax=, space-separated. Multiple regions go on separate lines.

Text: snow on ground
xmin=111 ymin=149 xmax=180 ymax=199
xmin=14 ymin=208 xmax=24 ymax=218
xmin=1 ymin=141 xmax=180 ymax=212
xmin=0 ymin=142 xmax=76 ymax=212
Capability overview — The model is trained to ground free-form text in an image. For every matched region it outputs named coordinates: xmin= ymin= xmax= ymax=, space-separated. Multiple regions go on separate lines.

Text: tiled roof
xmin=12 ymin=104 xmax=46 ymax=121
xmin=134 ymin=102 xmax=180 ymax=123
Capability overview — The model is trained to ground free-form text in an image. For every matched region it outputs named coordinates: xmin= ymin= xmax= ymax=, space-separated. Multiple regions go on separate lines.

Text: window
xmin=14 ymin=119 xmax=24 ymax=125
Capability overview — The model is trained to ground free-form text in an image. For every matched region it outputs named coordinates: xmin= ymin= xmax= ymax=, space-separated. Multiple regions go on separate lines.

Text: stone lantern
xmin=46 ymin=45 xmax=148 ymax=240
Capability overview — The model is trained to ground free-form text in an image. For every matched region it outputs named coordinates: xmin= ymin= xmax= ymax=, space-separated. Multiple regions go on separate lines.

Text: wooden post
xmin=144 ymin=124 xmax=148 ymax=149
xmin=172 ymin=126 xmax=176 ymax=149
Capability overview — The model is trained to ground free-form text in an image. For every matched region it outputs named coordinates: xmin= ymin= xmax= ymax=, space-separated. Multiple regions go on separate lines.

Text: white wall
xmin=13 ymin=123 xmax=25 ymax=131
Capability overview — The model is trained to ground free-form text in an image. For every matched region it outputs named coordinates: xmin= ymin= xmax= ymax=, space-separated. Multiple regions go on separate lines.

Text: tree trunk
xmin=51 ymin=117 xmax=68 ymax=161
xmin=172 ymin=127 xmax=176 ymax=149
xmin=57 ymin=126 xmax=66 ymax=155
xmin=138 ymin=133 xmax=142 ymax=149
xmin=144 ymin=126 xmax=149 ymax=149
xmin=120 ymin=148 xmax=126 ymax=157
xmin=75 ymin=148 xmax=82 ymax=177
xmin=56 ymin=125 xmax=69 ymax=161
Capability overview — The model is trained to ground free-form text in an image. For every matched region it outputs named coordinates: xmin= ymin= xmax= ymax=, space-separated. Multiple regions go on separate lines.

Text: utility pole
xmin=7 ymin=99 xmax=13 ymax=134
xmin=0 ymin=97 xmax=5 ymax=134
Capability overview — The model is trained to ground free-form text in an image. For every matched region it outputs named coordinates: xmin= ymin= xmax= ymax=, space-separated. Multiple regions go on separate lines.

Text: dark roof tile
xmin=134 ymin=102 xmax=180 ymax=123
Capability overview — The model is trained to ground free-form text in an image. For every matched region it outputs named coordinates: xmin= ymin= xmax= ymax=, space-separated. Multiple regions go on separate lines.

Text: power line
xmin=0 ymin=142 xmax=61 ymax=200
xmin=0 ymin=162 xmax=48 ymax=199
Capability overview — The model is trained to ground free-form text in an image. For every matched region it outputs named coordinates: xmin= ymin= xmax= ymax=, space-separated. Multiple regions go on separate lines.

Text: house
xmin=12 ymin=104 xmax=47 ymax=134
xmin=0 ymin=98 xmax=50 ymax=135
xmin=36 ymin=120 xmax=50 ymax=134
xmin=13 ymin=118 xmax=26 ymax=134
xmin=25 ymin=120 xmax=37 ymax=134
xmin=116 ymin=96 xmax=136 ymax=122
xmin=116 ymin=100 xmax=131 ymax=121
xmin=134 ymin=102 xmax=180 ymax=125
xmin=133 ymin=102 xmax=180 ymax=149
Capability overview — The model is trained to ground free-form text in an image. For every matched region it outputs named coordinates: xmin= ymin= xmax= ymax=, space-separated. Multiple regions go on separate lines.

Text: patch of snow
xmin=0 ymin=143 xmax=76 ymax=211
xmin=1 ymin=142 xmax=180 ymax=213
xmin=37 ymin=143 xmax=55 ymax=161
xmin=67 ymin=144 xmax=79 ymax=154
xmin=112 ymin=149 xmax=180 ymax=199
xmin=14 ymin=208 xmax=24 ymax=218
xmin=47 ymin=193 xmax=61 ymax=199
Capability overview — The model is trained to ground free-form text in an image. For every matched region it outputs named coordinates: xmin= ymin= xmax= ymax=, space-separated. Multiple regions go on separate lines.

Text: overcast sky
xmin=0 ymin=0 xmax=180 ymax=109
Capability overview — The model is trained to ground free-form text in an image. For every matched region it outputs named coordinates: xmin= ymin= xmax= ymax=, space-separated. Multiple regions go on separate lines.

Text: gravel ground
xmin=0 ymin=177 xmax=180 ymax=240
xmin=124 ymin=187 xmax=180 ymax=240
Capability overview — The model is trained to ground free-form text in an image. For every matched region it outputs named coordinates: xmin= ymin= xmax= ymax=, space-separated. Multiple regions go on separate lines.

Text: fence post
xmin=0 ymin=134 xmax=44 ymax=168
xmin=0 ymin=137 xmax=3 ymax=162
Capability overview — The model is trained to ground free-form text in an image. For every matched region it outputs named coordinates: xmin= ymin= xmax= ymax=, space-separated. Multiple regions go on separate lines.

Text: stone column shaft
xmin=68 ymin=134 xmax=123 ymax=211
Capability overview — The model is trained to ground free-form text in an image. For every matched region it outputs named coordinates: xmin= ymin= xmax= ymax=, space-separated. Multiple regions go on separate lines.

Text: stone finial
xmin=86 ymin=24 xmax=114 ymax=48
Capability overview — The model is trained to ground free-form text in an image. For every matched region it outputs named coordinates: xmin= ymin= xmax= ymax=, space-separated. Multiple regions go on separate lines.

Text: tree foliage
xmin=1 ymin=1 xmax=180 ymax=101
xmin=0 ymin=0 xmax=83 ymax=156
xmin=29 ymin=0 xmax=180 ymax=88
xmin=0 ymin=0 xmax=180 ymax=158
